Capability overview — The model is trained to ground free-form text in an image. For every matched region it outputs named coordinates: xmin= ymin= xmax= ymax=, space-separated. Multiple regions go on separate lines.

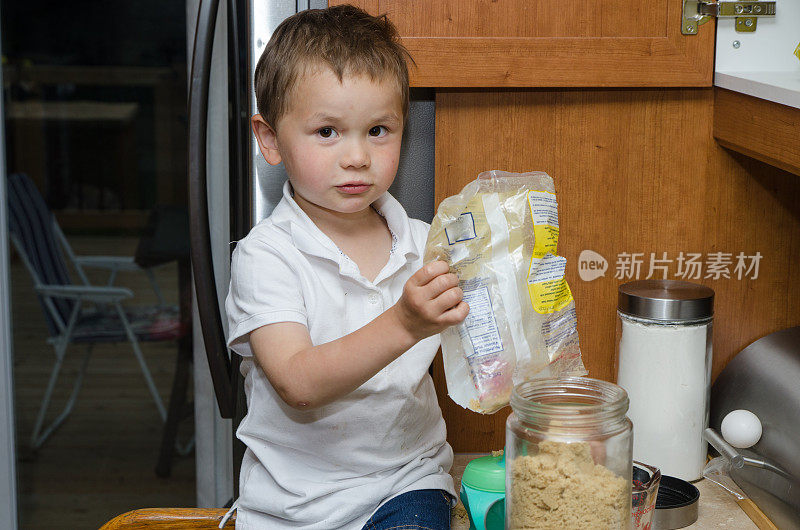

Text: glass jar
xmin=505 ymin=377 xmax=632 ymax=529
xmin=615 ymin=279 xmax=714 ymax=481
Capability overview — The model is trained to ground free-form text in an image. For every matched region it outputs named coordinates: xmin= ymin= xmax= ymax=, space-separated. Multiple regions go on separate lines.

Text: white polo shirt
xmin=225 ymin=182 xmax=455 ymax=529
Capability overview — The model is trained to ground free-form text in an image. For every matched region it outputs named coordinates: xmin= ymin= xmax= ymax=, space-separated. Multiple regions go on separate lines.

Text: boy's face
xmin=252 ymin=67 xmax=404 ymax=220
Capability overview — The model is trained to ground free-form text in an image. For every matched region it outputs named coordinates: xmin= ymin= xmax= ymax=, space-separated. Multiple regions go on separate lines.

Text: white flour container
xmin=615 ymin=280 xmax=714 ymax=481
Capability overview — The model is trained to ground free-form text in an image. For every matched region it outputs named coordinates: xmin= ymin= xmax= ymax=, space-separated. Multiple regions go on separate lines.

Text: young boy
xmin=225 ymin=6 xmax=469 ymax=529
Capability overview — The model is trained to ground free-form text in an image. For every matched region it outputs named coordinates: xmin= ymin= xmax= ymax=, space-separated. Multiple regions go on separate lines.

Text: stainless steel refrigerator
xmin=186 ymin=0 xmax=436 ymax=506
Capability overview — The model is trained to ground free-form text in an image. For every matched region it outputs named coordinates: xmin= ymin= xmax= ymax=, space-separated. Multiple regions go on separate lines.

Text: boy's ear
xmin=251 ymin=114 xmax=282 ymax=165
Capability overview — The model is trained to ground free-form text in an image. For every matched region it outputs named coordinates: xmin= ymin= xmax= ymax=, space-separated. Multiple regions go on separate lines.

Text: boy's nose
xmin=339 ymin=139 xmax=370 ymax=169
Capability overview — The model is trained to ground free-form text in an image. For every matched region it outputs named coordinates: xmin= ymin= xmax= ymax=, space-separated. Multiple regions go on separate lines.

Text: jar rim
xmin=510 ymin=377 xmax=629 ymax=425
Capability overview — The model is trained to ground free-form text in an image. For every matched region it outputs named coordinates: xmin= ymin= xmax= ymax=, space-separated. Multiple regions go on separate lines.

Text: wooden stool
xmin=100 ymin=508 xmax=234 ymax=529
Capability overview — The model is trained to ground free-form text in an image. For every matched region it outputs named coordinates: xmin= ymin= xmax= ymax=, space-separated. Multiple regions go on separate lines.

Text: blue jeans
xmin=362 ymin=489 xmax=452 ymax=530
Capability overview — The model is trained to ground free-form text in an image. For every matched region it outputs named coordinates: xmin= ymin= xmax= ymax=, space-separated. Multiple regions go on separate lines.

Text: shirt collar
xmin=270 ymin=181 xmax=420 ymax=264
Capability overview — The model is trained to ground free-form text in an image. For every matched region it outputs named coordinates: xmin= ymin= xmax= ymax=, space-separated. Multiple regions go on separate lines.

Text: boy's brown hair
xmin=254 ymin=5 xmax=413 ymax=129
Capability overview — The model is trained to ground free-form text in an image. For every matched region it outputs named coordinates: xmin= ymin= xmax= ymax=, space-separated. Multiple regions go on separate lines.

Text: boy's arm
xmin=249 ymin=260 xmax=468 ymax=410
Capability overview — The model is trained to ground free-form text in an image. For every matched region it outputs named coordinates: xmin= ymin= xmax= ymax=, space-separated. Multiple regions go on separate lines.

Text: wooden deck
xmin=10 ymin=236 xmax=195 ymax=529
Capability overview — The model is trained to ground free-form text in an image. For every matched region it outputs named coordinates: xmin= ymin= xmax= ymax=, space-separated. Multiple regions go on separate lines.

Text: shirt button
xmin=368 ymin=292 xmax=380 ymax=305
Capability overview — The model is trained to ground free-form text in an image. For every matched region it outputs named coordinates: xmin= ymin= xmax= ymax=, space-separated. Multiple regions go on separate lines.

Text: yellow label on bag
xmin=533 ymin=224 xmax=558 ymax=258
xmin=530 ymin=278 xmax=573 ymax=314
xmin=528 ymin=190 xmax=559 ymax=258
xmin=528 ymin=255 xmax=573 ymax=313
xmin=527 ymin=191 xmax=573 ymax=313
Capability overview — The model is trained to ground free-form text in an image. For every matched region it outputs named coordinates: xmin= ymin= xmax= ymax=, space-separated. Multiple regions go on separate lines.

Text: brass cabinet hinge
xmin=682 ymin=1 xmax=776 ymax=35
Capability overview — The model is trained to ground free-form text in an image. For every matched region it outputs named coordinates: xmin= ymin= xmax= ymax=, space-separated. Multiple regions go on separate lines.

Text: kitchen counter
xmin=450 ymin=454 xmax=757 ymax=529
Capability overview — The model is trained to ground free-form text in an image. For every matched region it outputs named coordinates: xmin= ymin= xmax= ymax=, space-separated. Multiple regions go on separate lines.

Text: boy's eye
xmin=369 ymin=126 xmax=387 ymax=137
xmin=318 ymin=127 xmax=335 ymax=138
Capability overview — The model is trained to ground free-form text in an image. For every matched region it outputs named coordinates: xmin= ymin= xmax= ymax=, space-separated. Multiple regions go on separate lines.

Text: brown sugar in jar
xmin=505 ymin=377 xmax=633 ymax=529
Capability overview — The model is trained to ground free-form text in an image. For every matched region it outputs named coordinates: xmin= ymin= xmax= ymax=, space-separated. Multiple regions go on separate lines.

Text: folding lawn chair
xmin=6 ymin=172 xmax=191 ymax=457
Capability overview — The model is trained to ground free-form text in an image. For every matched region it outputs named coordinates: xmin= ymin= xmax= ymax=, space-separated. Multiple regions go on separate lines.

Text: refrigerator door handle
xmin=188 ymin=0 xmax=236 ymax=418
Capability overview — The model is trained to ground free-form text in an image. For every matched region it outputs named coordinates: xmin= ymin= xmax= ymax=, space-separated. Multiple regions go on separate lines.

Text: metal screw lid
xmin=618 ymin=280 xmax=714 ymax=322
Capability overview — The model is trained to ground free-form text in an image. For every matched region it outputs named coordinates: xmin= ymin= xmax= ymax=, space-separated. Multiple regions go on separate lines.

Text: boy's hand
xmin=393 ymin=260 xmax=469 ymax=341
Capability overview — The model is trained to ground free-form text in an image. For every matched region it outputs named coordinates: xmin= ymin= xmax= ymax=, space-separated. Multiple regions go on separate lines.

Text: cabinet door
xmin=332 ymin=0 xmax=715 ymax=87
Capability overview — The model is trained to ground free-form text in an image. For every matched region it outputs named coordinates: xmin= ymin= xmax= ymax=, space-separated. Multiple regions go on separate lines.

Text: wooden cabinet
xmin=711 ymin=3 xmax=800 ymax=178
xmin=331 ymin=0 xmax=800 ymax=452
xmin=335 ymin=0 xmax=714 ymax=87
xmin=714 ymin=88 xmax=800 ymax=177
xmin=434 ymin=88 xmax=800 ymax=451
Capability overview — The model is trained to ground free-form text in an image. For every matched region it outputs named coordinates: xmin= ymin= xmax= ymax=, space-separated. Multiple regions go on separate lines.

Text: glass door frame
xmin=1 ymin=51 xmax=20 ymax=529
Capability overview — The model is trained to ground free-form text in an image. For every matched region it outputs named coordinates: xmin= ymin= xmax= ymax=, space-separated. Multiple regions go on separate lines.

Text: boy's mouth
xmin=336 ymin=183 xmax=372 ymax=195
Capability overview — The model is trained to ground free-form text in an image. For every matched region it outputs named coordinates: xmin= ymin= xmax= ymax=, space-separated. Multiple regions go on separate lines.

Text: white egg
xmin=721 ymin=409 xmax=763 ymax=449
